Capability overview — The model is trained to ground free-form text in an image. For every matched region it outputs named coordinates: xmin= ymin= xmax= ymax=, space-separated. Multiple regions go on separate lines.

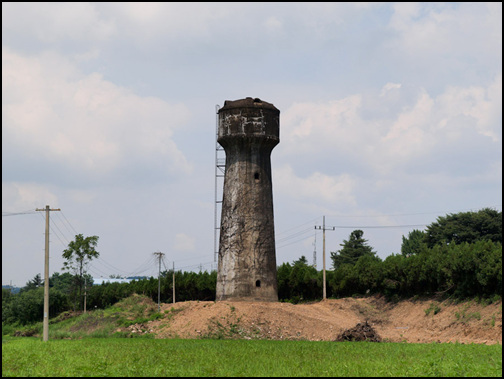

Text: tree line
xmin=2 ymin=208 xmax=501 ymax=326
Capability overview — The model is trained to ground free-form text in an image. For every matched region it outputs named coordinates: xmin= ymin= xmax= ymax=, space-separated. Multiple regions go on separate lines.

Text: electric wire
xmin=275 ymin=216 xmax=322 ymax=237
xmin=88 ymin=263 xmax=110 ymax=278
xmin=332 ymin=224 xmax=428 ymax=229
xmin=54 ymin=212 xmax=77 ymax=238
xmin=161 ymin=256 xmax=170 ymax=272
xmin=325 ymin=205 xmax=502 ymax=218
xmin=275 ymin=226 xmax=314 ymax=244
xmin=6 ymin=205 xmax=500 ymax=282
xmin=277 ymin=234 xmax=314 ymax=250
xmin=59 ymin=211 xmax=79 ymax=235
xmin=36 ymin=212 xmax=66 ymax=248
xmin=49 ymin=217 xmax=71 ymax=247
xmin=176 ymin=261 xmax=214 ymax=270
xmin=93 ymin=257 xmax=132 ymax=276
xmin=2 ymin=209 xmax=38 ymax=216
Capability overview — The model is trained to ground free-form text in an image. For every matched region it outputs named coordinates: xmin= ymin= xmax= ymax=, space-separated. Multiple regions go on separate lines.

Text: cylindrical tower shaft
xmin=216 ymin=97 xmax=279 ymax=301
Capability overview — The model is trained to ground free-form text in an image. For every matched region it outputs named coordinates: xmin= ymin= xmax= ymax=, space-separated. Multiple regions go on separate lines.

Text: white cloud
xmin=66 ymin=189 xmax=98 ymax=205
xmin=0 ymin=3 xmax=380 ymax=54
xmin=264 ymin=16 xmax=283 ymax=33
xmin=380 ymin=83 xmax=402 ymax=97
xmin=280 ymin=78 xmax=501 ymax=176
xmin=275 ymin=165 xmax=357 ymax=206
xmin=281 ymin=94 xmax=365 ymax=156
xmin=2 ymin=2 xmax=115 ymax=44
xmin=380 ymin=88 xmax=434 ymax=160
xmin=173 ymin=233 xmax=195 ymax=252
xmin=388 ymin=3 xmax=502 ymax=63
xmin=2 ymin=182 xmax=59 ymax=211
xmin=434 ymin=75 xmax=502 ymax=142
xmin=1 ymin=2 xmax=501 ymax=288
xmin=2 ymin=48 xmax=192 ymax=184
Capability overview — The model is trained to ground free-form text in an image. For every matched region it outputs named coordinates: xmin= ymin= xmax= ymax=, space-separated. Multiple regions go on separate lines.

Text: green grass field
xmin=2 ymin=337 xmax=502 ymax=377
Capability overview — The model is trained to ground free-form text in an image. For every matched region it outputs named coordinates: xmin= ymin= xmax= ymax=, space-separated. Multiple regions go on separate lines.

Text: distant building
xmin=91 ymin=278 xmax=134 ymax=285
xmin=2 ymin=285 xmax=21 ymax=294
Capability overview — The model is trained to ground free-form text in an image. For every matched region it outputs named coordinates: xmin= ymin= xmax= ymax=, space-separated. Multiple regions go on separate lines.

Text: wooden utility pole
xmin=172 ymin=261 xmax=175 ymax=304
xmin=315 ymin=216 xmax=335 ymax=300
xmin=84 ymin=274 xmax=87 ymax=314
xmin=36 ymin=205 xmax=60 ymax=341
xmin=153 ymin=252 xmax=164 ymax=312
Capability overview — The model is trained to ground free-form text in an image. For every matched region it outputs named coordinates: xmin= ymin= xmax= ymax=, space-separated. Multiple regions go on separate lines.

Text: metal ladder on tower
xmin=214 ymin=104 xmax=225 ymax=264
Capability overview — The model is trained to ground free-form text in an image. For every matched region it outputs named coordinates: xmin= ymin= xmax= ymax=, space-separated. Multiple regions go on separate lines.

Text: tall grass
xmin=2 ymin=338 xmax=502 ymax=377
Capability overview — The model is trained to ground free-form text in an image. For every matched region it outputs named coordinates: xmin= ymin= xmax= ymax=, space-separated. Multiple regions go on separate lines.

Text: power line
xmin=275 ymin=216 xmax=322 ymax=237
xmin=176 ymin=261 xmax=214 ymax=270
xmin=276 ymin=226 xmax=314 ymax=244
xmin=87 ymin=263 xmax=110 ymax=278
xmin=93 ymin=257 xmax=132 ymax=276
xmin=59 ymin=211 xmax=79 ymax=235
xmin=325 ymin=206 xmax=502 ymax=218
xmin=49 ymin=217 xmax=70 ymax=247
xmin=88 ymin=254 xmax=158 ymax=279
xmin=2 ymin=210 xmax=38 ymax=216
xmin=54 ymin=212 xmax=77 ymax=238
xmin=332 ymin=224 xmax=427 ymax=229
xmin=161 ymin=256 xmax=170 ymax=272
xmin=276 ymin=234 xmax=314 ymax=250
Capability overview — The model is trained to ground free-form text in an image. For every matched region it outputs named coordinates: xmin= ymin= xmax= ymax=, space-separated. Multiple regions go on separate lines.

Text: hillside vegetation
xmin=2 ymin=208 xmax=501 ymax=329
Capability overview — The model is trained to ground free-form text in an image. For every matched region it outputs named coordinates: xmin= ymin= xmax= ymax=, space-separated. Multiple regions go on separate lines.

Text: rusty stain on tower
xmin=216 ymin=97 xmax=279 ymax=301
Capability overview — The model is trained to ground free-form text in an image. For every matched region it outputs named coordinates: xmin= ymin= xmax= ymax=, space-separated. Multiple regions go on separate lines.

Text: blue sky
xmin=2 ymin=2 xmax=502 ymax=287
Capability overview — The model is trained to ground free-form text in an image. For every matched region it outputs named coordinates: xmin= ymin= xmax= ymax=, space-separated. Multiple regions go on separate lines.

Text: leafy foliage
xmin=329 ymin=240 xmax=502 ymax=299
xmin=3 ymin=208 xmax=502 ymax=327
xmin=401 ymin=229 xmax=427 ymax=257
xmin=2 ymin=286 xmax=68 ymax=326
xmin=424 ymin=208 xmax=502 ymax=247
xmin=330 ymin=230 xmax=376 ymax=269
xmin=62 ymin=234 xmax=99 ymax=310
xmin=277 ymin=256 xmax=320 ymax=302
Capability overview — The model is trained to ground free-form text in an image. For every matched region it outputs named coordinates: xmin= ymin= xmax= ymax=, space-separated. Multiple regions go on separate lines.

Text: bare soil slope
xmin=140 ymin=296 xmax=502 ymax=344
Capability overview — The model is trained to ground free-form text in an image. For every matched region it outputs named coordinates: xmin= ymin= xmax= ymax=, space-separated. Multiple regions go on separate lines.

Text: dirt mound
xmin=336 ymin=321 xmax=382 ymax=342
xmin=129 ymin=296 xmax=502 ymax=344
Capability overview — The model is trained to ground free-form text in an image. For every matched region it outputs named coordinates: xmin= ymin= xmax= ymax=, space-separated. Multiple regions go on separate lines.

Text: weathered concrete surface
xmin=216 ymin=97 xmax=279 ymax=301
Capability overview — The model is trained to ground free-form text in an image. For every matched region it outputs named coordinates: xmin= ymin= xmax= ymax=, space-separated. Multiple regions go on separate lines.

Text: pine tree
xmin=331 ymin=230 xmax=376 ymax=269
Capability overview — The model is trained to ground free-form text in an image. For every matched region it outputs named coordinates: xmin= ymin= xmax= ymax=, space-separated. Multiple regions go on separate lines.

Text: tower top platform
xmin=219 ymin=97 xmax=279 ymax=112
xmin=218 ymin=97 xmax=279 ymax=144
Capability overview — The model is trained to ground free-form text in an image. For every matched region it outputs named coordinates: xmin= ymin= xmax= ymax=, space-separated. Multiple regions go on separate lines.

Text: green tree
xmin=424 ymin=208 xmax=502 ymax=248
xmin=20 ymin=273 xmax=43 ymax=293
xmin=277 ymin=262 xmax=292 ymax=300
xmin=62 ymin=234 xmax=99 ymax=310
xmin=331 ymin=230 xmax=376 ymax=269
xmin=2 ymin=286 xmax=68 ymax=325
xmin=288 ymin=256 xmax=320 ymax=302
xmin=401 ymin=229 xmax=427 ymax=257
xmin=49 ymin=272 xmax=74 ymax=291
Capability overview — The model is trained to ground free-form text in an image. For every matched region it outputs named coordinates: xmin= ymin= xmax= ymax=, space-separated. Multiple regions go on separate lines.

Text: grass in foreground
xmin=2 ymin=337 xmax=502 ymax=377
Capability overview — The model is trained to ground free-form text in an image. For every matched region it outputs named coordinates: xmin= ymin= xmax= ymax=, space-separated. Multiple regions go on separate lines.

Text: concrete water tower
xmin=216 ymin=97 xmax=279 ymax=301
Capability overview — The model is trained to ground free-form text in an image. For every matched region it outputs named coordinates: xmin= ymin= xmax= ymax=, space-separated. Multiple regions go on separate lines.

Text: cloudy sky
xmin=2 ymin=2 xmax=502 ymax=288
